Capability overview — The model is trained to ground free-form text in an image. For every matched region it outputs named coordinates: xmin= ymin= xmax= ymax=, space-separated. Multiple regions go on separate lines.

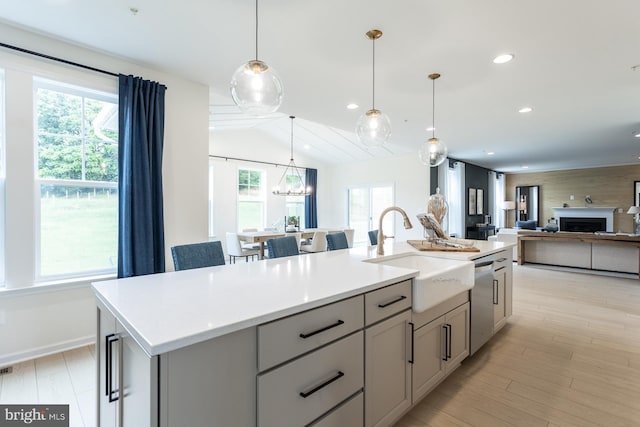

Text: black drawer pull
xmin=299 ymin=371 xmax=345 ymax=398
xmin=408 ymin=322 xmax=415 ymax=364
xmin=299 ymin=320 xmax=344 ymax=339
xmin=378 ymin=295 xmax=407 ymax=308
xmin=496 ymin=257 xmax=508 ymax=263
xmin=442 ymin=325 xmax=448 ymax=361
xmin=106 ymin=334 xmax=120 ymax=402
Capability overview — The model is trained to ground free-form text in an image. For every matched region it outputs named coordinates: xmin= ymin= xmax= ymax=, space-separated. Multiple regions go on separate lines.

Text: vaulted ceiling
xmin=2 ymin=0 xmax=640 ymax=172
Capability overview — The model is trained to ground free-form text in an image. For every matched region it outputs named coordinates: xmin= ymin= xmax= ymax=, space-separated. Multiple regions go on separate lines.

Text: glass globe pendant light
xmin=230 ymin=0 xmax=283 ymax=116
xmin=356 ymin=29 xmax=391 ymax=147
xmin=419 ymin=73 xmax=448 ymax=167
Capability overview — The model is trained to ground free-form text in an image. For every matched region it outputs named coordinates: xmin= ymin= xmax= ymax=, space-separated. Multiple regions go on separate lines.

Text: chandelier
xmin=272 ymin=116 xmax=312 ymax=196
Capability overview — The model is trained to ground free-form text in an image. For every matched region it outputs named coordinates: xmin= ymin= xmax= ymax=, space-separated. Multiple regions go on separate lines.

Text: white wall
xmin=0 ymin=23 xmax=209 ymax=365
xmin=322 ymin=154 xmax=431 ymax=241
xmin=209 ymin=128 xmax=332 ymax=253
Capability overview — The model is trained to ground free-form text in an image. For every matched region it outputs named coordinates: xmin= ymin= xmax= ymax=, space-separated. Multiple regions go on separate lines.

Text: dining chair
xmin=226 ymin=232 xmax=260 ymax=263
xmin=326 ymin=232 xmax=349 ymax=251
xmin=240 ymin=228 xmax=260 ymax=250
xmin=368 ymin=229 xmax=379 ymax=245
xmin=343 ymin=229 xmax=355 ymax=248
xmin=292 ymin=232 xmax=303 ymax=250
xmin=300 ymin=231 xmax=328 ymax=253
xmin=171 ymin=241 xmax=226 ymax=271
xmin=266 ymin=236 xmax=300 ymax=259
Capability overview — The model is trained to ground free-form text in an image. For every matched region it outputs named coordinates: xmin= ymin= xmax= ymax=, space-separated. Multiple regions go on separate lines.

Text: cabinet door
xmin=493 ymin=268 xmax=507 ymax=332
xmin=98 ymin=308 xmax=158 ymax=427
xmin=117 ymin=321 xmax=158 ymax=427
xmin=98 ymin=307 xmax=117 ymax=427
xmin=411 ymin=315 xmax=445 ymax=403
xmin=445 ymin=302 xmax=470 ymax=370
xmin=365 ymin=309 xmax=412 ymax=427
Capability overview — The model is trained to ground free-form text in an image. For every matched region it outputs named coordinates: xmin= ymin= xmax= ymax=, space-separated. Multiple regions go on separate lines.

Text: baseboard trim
xmin=0 ymin=335 xmax=95 ymax=367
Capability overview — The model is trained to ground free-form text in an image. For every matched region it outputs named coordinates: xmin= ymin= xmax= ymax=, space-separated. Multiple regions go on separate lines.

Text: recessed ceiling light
xmin=518 ymin=107 xmax=533 ymax=113
xmin=303 ymin=144 xmax=310 ymax=150
xmin=426 ymin=126 xmax=435 ymax=132
xmin=487 ymin=151 xmax=495 ymax=156
xmin=493 ymin=53 xmax=514 ymax=64
xmin=634 ymin=132 xmax=640 ymax=138
xmin=346 ymin=103 xmax=359 ymax=110
xmin=521 ymin=165 xmax=529 ymax=169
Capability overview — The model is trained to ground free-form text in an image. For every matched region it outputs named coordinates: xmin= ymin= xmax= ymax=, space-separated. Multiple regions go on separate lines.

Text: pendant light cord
xmin=372 ymin=37 xmax=376 ymax=110
xmin=255 ymin=0 xmax=259 ymax=60
xmin=290 ymin=116 xmax=295 ymax=161
xmin=432 ymin=77 xmax=436 ymax=139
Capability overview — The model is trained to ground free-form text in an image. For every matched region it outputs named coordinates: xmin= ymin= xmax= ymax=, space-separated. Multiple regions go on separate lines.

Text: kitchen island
xmin=93 ymin=240 xmax=512 ymax=427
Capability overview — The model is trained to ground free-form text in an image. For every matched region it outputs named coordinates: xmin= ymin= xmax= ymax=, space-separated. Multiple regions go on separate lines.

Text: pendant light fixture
xmin=356 ymin=29 xmax=391 ymax=147
xmin=230 ymin=0 xmax=283 ymax=116
xmin=419 ymin=73 xmax=448 ymax=167
xmin=272 ymin=116 xmax=312 ymax=196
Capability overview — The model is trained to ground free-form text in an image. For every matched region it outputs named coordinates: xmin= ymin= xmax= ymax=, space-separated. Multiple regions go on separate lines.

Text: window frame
xmin=237 ymin=167 xmax=266 ymax=231
xmin=33 ymin=77 xmax=119 ymax=281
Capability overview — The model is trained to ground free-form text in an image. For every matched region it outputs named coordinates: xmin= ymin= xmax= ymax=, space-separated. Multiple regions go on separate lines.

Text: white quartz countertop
xmin=92 ymin=239 xmax=511 ymax=356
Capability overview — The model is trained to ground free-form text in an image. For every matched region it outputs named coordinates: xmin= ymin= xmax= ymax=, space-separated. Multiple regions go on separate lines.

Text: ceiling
xmin=2 ymin=0 xmax=640 ymax=172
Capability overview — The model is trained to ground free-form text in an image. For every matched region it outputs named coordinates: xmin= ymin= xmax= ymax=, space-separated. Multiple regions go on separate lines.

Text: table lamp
xmin=502 ymin=201 xmax=516 ymax=228
xmin=627 ymin=206 xmax=640 ymax=234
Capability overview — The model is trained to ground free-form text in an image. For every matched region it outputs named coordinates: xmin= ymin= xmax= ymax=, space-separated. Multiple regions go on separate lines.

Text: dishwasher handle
xmin=474 ymin=260 xmax=494 ymax=272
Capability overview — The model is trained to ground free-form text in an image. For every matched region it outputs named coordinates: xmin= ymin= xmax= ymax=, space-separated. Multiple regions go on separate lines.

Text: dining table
xmin=237 ymin=228 xmax=343 ymax=260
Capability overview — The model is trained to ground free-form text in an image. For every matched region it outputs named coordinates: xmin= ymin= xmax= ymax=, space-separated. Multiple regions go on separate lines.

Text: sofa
xmin=488 ymin=229 xmax=519 ymax=260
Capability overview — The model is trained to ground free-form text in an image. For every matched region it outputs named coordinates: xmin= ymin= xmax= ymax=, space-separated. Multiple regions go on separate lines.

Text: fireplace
xmin=560 ymin=217 xmax=606 ymax=233
xmin=552 ymin=207 xmax=615 ymax=232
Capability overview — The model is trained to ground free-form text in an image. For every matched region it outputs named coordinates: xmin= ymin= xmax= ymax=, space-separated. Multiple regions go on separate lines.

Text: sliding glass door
xmin=348 ymin=185 xmax=394 ymax=246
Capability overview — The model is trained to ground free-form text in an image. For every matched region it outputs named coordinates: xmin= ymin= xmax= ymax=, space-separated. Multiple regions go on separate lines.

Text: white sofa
xmin=488 ymin=228 xmax=519 ymax=260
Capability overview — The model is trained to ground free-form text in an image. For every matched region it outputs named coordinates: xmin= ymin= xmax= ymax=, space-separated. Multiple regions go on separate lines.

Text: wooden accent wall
xmin=506 ymin=165 xmax=640 ymax=233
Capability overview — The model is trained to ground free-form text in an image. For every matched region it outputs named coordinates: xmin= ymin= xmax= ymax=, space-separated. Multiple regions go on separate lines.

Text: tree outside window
xmin=35 ymin=78 xmax=118 ymax=278
xmin=238 ymin=168 xmax=265 ymax=231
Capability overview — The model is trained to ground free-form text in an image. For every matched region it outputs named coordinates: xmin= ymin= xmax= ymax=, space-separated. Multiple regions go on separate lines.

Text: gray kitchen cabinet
xmin=364 ymin=309 xmax=412 ymax=427
xmin=309 ymin=392 xmax=363 ymax=427
xmin=493 ymin=250 xmax=512 ymax=333
xmin=493 ymin=268 xmax=507 ymax=331
xmin=97 ymin=305 xmax=158 ymax=427
xmin=411 ymin=299 xmax=470 ymax=404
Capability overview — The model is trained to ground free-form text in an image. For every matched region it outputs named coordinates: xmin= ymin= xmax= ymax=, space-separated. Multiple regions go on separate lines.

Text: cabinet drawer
xmin=365 ymin=280 xmax=412 ymax=326
xmin=493 ymin=249 xmax=511 ymax=271
xmin=310 ymin=392 xmax=363 ymax=427
xmin=257 ymin=331 xmax=364 ymax=427
xmin=258 ymin=296 xmax=364 ymax=371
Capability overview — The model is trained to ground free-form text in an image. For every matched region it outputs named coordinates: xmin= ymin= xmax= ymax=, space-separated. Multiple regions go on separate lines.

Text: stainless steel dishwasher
xmin=470 ymin=253 xmax=497 ymax=355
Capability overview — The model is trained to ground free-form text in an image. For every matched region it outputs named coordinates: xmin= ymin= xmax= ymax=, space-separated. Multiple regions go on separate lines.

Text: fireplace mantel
xmin=552 ymin=207 xmax=615 ymax=232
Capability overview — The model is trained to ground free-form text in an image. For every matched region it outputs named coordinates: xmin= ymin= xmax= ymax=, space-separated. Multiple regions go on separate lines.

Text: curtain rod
xmin=209 ymin=155 xmax=309 ymax=170
xmin=0 ymin=41 xmax=118 ymax=77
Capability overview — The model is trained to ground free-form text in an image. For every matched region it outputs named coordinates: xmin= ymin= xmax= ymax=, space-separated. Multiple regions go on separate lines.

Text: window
xmin=285 ymin=172 xmax=305 ymax=228
xmin=238 ymin=168 xmax=265 ymax=231
xmin=35 ymin=78 xmax=118 ymax=279
xmin=0 ymin=70 xmax=5 ymax=285
xmin=348 ymin=185 xmax=393 ymax=246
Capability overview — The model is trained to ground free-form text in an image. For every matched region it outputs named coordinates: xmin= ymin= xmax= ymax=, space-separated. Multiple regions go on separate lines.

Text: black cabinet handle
xmin=442 ymin=325 xmax=448 ymax=361
xmin=299 ymin=371 xmax=344 ymax=398
xmin=408 ymin=322 xmax=415 ymax=364
xmin=378 ymin=295 xmax=407 ymax=308
xmin=446 ymin=324 xmax=452 ymax=360
xmin=496 ymin=257 xmax=508 ymax=263
xmin=493 ymin=279 xmax=499 ymax=305
xmin=299 ymin=320 xmax=344 ymax=339
xmin=106 ymin=334 xmax=119 ymax=402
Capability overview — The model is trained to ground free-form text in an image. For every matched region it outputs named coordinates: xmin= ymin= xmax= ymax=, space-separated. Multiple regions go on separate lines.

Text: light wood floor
xmin=1 ymin=265 xmax=639 ymax=427
xmin=396 ymin=265 xmax=640 ymax=427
